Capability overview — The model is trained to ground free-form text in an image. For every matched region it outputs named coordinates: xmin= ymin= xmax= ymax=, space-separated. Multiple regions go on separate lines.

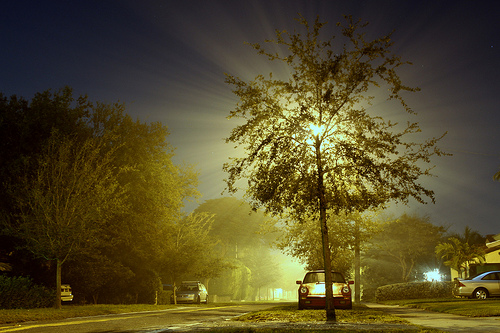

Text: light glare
xmin=423 ymin=269 xmax=443 ymax=282
xmin=310 ymin=124 xmax=324 ymax=136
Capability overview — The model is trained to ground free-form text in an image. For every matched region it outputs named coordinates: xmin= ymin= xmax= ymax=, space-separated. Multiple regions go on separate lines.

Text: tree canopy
xmin=0 ymin=87 xmax=202 ymax=306
xmin=276 ymin=210 xmax=379 ymax=274
xmin=224 ymin=16 xmax=447 ymax=216
xmin=364 ymin=213 xmax=445 ymax=283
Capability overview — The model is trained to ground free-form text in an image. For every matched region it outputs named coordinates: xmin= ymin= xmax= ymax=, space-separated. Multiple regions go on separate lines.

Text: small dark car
xmin=175 ymin=281 xmax=208 ymax=304
xmin=296 ymin=270 xmax=353 ymax=310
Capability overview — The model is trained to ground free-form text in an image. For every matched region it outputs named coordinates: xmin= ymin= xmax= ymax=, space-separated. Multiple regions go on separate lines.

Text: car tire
xmin=473 ymin=288 xmax=489 ymax=299
xmin=205 ymin=295 xmax=209 ymax=304
xmin=196 ymin=296 xmax=201 ymax=304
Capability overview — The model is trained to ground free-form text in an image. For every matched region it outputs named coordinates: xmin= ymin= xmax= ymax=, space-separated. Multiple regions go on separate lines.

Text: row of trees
xmin=274 ymin=209 xmax=486 ymax=301
xmin=0 ymin=88 xmax=223 ymax=307
xmin=0 ymin=86 xmax=485 ymax=307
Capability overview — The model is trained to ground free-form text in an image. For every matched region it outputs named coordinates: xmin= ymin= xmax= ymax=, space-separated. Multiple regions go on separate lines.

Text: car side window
xmin=482 ymin=273 xmax=497 ymax=280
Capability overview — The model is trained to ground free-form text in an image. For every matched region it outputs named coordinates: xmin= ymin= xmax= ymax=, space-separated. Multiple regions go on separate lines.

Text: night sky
xmin=1 ymin=0 xmax=499 ymax=236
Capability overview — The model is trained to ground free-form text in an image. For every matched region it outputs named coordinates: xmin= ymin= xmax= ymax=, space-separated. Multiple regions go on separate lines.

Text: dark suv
xmin=296 ymin=270 xmax=353 ymax=309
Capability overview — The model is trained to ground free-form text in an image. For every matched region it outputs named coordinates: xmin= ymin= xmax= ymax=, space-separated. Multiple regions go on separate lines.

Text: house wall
xmin=449 ymin=248 xmax=500 ymax=280
xmin=485 ymin=249 xmax=500 ymax=263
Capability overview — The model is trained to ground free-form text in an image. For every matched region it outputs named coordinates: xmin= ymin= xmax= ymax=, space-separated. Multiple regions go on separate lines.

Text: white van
xmin=61 ymin=284 xmax=74 ymax=301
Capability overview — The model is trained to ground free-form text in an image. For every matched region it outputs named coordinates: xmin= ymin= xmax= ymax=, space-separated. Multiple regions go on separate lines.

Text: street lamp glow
xmin=424 ymin=269 xmax=443 ymax=282
xmin=310 ymin=124 xmax=324 ymax=136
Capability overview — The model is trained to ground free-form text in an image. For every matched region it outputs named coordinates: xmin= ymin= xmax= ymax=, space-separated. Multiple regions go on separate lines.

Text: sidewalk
xmin=364 ymin=303 xmax=500 ymax=333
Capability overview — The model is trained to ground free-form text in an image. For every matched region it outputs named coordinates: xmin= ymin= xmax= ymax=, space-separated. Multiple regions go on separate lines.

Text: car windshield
xmin=303 ymin=272 xmax=345 ymax=284
xmin=179 ymin=285 xmax=199 ymax=291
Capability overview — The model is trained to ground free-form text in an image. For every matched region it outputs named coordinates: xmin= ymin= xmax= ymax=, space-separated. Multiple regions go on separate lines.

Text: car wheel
xmin=205 ymin=295 xmax=209 ymax=304
xmin=196 ymin=296 xmax=201 ymax=304
xmin=473 ymin=288 xmax=489 ymax=299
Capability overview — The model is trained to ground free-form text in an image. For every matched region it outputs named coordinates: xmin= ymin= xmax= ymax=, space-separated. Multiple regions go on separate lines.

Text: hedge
xmin=375 ymin=281 xmax=454 ymax=301
xmin=0 ymin=275 xmax=55 ymax=309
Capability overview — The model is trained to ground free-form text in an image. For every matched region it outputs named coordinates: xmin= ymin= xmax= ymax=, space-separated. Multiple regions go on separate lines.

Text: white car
xmin=175 ymin=281 xmax=208 ymax=304
xmin=453 ymin=271 xmax=500 ymax=299
xmin=296 ymin=270 xmax=353 ymax=309
xmin=61 ymin=284 xmax=73 ymax=301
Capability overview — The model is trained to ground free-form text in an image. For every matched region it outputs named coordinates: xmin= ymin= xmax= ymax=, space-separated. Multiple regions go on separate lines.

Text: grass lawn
xmin=221 ymin=303 xmax=444 ymax=332
xmin=0 ymin=304 xmax=177 ymax=324
xmin=236 ymin=303 xmax=407 ymax=324
xmin=382 ymin=298 xmax=500 ymax=317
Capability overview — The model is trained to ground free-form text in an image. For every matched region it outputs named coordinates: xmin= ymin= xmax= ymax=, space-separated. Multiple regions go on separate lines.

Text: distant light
xmin=423 ymin=269 xmax=443 ymax=282
xmin=310 ymin=124 xmax=324 ymax=136
xmin=274 ymin=288 xmax=283 ymax=299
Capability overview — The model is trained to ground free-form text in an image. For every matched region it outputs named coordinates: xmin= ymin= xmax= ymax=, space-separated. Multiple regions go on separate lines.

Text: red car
xmin=296 ymin=270 xmax=353 ymax=310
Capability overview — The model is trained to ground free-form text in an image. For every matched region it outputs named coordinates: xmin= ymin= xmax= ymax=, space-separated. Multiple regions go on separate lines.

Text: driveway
xmin=365 ymin=303 xmax=500 ymax=332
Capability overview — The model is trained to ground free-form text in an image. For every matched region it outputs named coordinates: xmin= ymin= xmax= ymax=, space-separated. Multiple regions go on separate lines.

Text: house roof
xmin=485 ymin=233 xmax=500 ymax=253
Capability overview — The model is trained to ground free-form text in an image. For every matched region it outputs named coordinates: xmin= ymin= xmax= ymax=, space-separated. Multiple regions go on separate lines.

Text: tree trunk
xmin=354 ymin=231 xmax=361 ymax=303
xmin=320 ymin=205 xmax=336 ymax=321
xmin=316 ymin=136 xmax=336 ymax=322
xmin=55 ymin=259 xmax=62 ymax=309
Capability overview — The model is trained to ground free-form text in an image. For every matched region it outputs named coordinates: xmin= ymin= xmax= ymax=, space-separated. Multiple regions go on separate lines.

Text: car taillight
xmin=458 ymin=281 xmax=466 ymax=287
xmin=300 ymin=286 xmax=308 ymax=294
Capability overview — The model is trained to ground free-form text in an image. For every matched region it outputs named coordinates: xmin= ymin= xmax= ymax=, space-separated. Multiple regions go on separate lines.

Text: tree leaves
xmin=224 ymin=15 xmax=446 ymax=217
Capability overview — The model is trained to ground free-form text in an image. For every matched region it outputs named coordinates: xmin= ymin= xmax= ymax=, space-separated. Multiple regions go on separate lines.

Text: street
xmin=0 ymin=303 xmax=284 ymax=333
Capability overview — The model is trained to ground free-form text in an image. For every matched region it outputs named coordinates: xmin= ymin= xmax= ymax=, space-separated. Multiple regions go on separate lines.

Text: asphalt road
xmin=0 ymin=303 xmax=282 ymax=333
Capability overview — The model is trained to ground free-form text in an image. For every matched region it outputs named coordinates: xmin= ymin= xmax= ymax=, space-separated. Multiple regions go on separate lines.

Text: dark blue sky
xmin=1 ymin=0 xmax=499 ymax=235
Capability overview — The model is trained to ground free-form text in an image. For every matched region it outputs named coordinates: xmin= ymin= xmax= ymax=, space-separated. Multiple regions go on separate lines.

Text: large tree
xmin=366 ymin=213 xmax=445 ymax=283
xmin=223 ymin=15 xmax=446 ymax=320
xmin=6 ymin=132 xmax=125 ymax=308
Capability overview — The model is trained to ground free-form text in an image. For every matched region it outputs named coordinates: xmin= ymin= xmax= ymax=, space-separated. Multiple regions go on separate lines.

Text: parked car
xmin=453 ymin=270 xmax=500 ymax=299
xmin=296 ymin=270 xmax=353 ymax=310
xmin=175 ymin=281 xmax=208 ymax=304
xmin=61 ymin=284 xmax=73 ymax=301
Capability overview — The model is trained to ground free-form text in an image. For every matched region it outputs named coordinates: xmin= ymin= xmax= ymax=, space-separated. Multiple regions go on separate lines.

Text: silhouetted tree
xmin=6 ymin=132 xmax=125 ymax=308
xmin=365 ymin=214 xmax=445 ymax=283
xmin=436 ymin=226 xmax=486 ymax=278
xmin=1 ymin=88 xmax=201 ymax=305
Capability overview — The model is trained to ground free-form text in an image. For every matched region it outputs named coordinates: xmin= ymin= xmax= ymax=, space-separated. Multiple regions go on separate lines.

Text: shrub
xmin=0 ymin=275 xmax=54 ymax=309
xmin=375 ymin=281 xmax=454 ymax=301
xmin=157 ymin=290 xmax=173 ymax=305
